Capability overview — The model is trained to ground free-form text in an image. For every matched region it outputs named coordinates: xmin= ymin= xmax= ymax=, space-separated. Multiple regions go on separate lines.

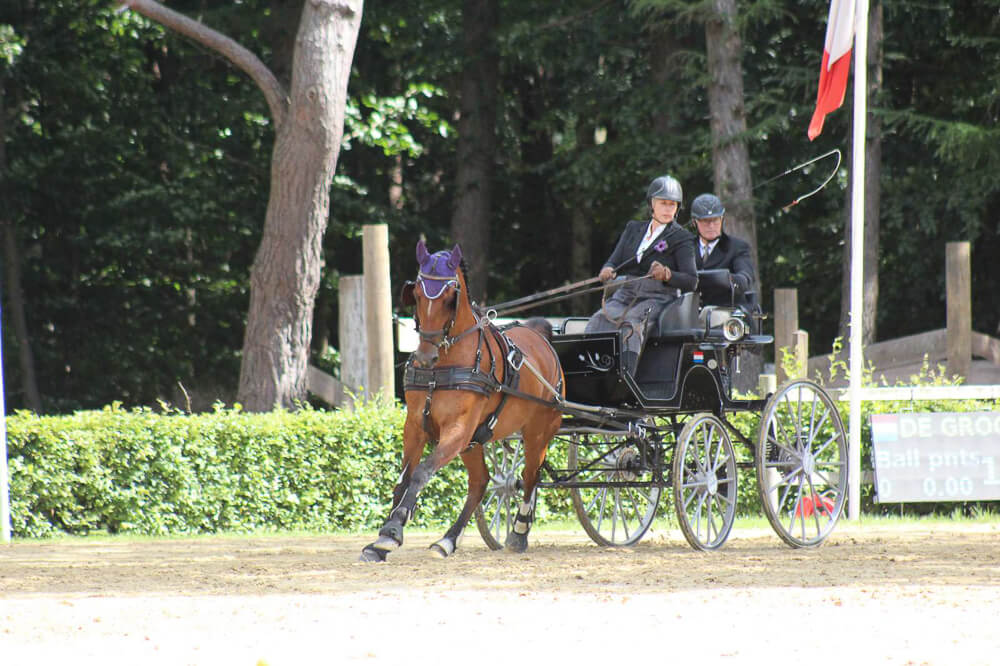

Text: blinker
xmin=417 ymin=274 xmax=459 ymax=300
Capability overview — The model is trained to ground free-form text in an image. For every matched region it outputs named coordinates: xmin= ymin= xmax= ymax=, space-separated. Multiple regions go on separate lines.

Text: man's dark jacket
xmin=696 ymin=231 xmax=756 ymax=307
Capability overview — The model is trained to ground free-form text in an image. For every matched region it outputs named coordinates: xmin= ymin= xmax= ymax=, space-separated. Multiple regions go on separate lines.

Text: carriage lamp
xmin=721 ymin=315 xmax=749 ymax=341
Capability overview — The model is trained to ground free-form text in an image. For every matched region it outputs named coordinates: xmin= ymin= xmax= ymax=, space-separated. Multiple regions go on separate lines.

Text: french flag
xmin=808 ymin=0 xmax=856 ymax=140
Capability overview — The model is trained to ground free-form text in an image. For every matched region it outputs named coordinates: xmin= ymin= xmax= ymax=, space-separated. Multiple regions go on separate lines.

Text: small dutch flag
xmin=693 ymin=350 xmax=704 ymax=363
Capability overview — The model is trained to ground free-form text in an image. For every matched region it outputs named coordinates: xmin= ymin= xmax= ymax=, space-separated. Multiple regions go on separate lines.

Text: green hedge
xmin=6 ymin=358 xmax=998 ymax=539
xmin=5 ymin=400 xmax=473 ymax=538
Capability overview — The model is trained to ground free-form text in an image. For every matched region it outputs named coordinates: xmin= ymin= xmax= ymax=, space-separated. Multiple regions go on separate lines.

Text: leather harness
xmin=403 ymin=319 xmax=561 ymax=449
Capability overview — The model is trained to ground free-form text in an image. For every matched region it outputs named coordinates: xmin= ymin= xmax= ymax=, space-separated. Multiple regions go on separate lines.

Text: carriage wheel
xmin=474 ymin=436 xmax=525 ymax=550
xmin=755 ymin=379 xmax=848 ymax=548
xmin=568 ymin=430 xmax=662 ymax=547
xmin=673 ymin=413 xmax=738 ymax=551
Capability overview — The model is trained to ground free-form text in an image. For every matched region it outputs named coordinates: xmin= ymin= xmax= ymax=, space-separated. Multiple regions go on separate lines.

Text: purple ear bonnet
xmin=415 ymin=241 xmax=462 ymax=299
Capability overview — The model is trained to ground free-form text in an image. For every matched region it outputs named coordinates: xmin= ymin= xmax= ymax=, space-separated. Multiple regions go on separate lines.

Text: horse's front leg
xmin=429 ymin=445 xmax=489 ymax=558
xmin=360 ymin=420 xmax=473 ymax=562
xmin=360 ymin=418 xmax=426 ymax=563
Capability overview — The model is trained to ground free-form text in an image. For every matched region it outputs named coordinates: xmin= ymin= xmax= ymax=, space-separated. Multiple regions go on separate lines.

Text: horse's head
xmin=401 ymin=239 xmax=466 ymax=368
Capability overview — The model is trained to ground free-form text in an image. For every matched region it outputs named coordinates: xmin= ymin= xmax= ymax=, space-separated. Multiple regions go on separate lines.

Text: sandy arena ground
xmin=2 ymin=520 xmax=999 ymax=665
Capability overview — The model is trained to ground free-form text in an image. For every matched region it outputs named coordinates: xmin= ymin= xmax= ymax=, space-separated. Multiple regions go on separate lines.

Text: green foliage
xmin=344 ymin=84 xmax=452 ymax=157
xmin=4 ymin=399 xmax=583 ymax=539
xmin=6 ymin=401 xmax=399 ymax=537
xmin=3 ymin=0 xmax=999 ymax=413
xmin=0 ymin=23 xmax=25 ymax=66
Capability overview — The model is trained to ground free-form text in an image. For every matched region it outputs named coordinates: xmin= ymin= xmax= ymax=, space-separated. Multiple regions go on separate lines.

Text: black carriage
xmin=474 ymin=270 xmax=848 ymax=551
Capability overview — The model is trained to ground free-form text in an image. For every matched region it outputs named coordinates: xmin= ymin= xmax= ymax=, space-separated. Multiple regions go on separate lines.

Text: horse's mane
xmin=459 ymin=257 xmax=472 ymax=295
xmin=457 ymin=257 xmax=482 ymax=314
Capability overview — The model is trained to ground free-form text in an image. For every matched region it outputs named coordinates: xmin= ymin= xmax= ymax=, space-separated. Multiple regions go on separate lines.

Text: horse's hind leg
xmin=429 ymin=445 xmax=489 ymax=558
xmin=504 ymin=415 xmax=559 ymax=553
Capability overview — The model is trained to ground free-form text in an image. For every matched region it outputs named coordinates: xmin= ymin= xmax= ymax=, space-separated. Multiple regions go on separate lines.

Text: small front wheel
xmin=568 ymin=430 xmax=662 ymax=547
xmin=474 ymin=436 xmax=524 ymax=550
xmin=673 ymin=413 xmax=738 ymax=551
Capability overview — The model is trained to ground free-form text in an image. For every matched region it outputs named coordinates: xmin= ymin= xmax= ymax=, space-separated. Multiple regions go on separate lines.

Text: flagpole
xmin=848 ymin=0 xmax=870 ymax=521
xmin=1 ymin=300 xmax=11 ymax=543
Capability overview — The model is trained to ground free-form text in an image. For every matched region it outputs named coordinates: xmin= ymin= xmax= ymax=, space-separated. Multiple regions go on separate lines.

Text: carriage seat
xmin=560 ymin=317 xmax=590 ymax=335
xmin=696 ymin=268 xmax=762 ymax=336
xmin=649 ymin=291 xmax=699 ymax=337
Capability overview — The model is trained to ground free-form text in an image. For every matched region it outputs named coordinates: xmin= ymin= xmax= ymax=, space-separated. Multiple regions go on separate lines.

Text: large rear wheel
xmin=673 ymin=413 xmax=738 ymax=551
xmin=568 ymin=428 xmax=662 ymax=547
xmin=755 ymin=379 xmax=847 ymax=548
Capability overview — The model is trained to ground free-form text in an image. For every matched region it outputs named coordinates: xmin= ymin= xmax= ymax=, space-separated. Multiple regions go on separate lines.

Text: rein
xmin=491 ymin=274 xmax=651 ymax=316
xmin=487 ymin=256 xmax=641 ymax=316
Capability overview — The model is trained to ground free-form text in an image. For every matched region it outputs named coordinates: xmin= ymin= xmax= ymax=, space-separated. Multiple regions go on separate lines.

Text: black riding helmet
xmin=690 ymin=193 xmax=725 ymax=222
xmin=645 ymin=175 xmax=683 ymax=221
xmin=646 ymin=175 xmax=683 ymax=205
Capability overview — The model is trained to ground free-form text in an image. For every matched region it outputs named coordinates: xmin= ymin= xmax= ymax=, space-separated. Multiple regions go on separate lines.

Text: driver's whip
xmin=755 ymin=148 xmax=842 ymax=212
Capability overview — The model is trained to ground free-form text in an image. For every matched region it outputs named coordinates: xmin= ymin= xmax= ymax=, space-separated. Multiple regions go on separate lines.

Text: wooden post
xmin=774 ymin=288 xmax=798 ymax=385
xmin=338 ymin=275 xmax=366 ymax=402
xmin=758 ymin=373 xmax=777 ymax=397
xmin=363 ymin=224 xmax=395 ymax=401
xmin=792 ymin=330 xmax=809 ymax=380
xmin=946 ymin=241 xmax=971 ymax=380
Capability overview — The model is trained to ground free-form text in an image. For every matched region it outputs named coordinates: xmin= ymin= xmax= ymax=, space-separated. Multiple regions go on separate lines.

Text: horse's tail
xmin=521 ymin=317 xmax=553 ymax=342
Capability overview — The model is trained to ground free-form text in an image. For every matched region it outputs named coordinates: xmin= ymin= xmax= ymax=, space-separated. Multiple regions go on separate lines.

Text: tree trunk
xmin=705 ymin=0 xmax=759 ymax=391
xmin=570 ymin=120 xmax=595 ymax=313
xmin=450 ymin=0 xmax=499 ymax=304
xmin=0 ymin=77 xmax=43 ymax=412
xmin=238 ymin=1 xmax=363 ymax=410
xmin=839 ymin=0 xmax=882 ymax=347
xmin=514 ymin=66 xmax=558 ymax=301
xmin=1 ymin=222 xmax=43 ymax=412
xmin=705 ymin=0 xmax=757 ymax=273
xmin=124 ymin=0 xmax=364 ymax=411
xmin=649 ymin=27 xmax=682 ymax=137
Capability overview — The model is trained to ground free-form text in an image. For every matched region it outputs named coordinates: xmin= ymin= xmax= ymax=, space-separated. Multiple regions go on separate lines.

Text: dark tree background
xmin=2 ymin=0 xmax=998 ymax=412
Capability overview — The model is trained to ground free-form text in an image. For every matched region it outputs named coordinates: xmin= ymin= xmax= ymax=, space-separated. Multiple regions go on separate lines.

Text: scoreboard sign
xmin=871 ymin=412 xmax=1000 ymax=503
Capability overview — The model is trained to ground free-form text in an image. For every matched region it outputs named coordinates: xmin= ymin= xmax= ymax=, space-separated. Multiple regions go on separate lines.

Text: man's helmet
xmin=690 ymin=193 xmax=725 ymax=221
xmin=645 ymin=175 xmax=683 ymax=206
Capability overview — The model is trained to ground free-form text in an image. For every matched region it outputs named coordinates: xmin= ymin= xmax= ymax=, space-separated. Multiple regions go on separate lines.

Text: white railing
xmin=832 ymin=385 xmax=1000 ymax=402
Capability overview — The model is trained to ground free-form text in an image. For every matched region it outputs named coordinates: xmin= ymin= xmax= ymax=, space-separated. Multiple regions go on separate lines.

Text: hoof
xmin=504 ymin=531 xmax=528 ymax=553
xmin=429 ymin=538 xmax=455 ymax=558
xmin=377 ymin=522 xmax=404 ymax=548
xmin=359 ymin=545 xmax=390 ymax=563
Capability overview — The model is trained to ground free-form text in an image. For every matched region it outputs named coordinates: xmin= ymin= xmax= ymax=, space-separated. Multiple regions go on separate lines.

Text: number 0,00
xmin=923 ymin=477 xmax=974 ymax=498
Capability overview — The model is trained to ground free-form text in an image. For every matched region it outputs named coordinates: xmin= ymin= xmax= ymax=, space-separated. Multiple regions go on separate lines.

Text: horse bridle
xmin=413 ymin=272 xmax=483 ymax=353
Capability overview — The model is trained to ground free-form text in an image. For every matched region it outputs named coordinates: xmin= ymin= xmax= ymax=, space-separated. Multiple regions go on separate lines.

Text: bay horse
xmin=359 ymin=240 xmax=565 ymax=562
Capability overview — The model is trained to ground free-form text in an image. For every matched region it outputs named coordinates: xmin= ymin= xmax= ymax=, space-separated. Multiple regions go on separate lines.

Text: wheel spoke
xmin=805 ymin=473 xmax=823 ymax=534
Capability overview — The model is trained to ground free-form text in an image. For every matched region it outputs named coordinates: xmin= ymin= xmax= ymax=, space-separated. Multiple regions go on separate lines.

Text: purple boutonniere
xmin=654 ymin=239 xmax=668 ymax=253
